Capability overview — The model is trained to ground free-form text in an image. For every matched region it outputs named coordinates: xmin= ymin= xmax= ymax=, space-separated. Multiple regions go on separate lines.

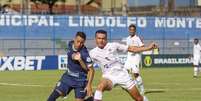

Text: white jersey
xmin=193 ymin=43 xmax=201 ymax=59
xmin=126 ymin=35 xmax=144 ymax=66
xmin=89 ymin=42 xmax=128 ymax=74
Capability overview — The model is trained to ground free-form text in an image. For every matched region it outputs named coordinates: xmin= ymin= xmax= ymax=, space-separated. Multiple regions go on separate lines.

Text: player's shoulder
xmin=128 ymin=35 xmax=141 ymax=41
xmin=81 ymin=46 xmax=88 ymax=51
xmin=126 ymin=36 xmax=132 ymax=41
xmin=89 ymin=47 xmax=98 ymax=54
xmin=133 ymin=35 xmax=141 ymax=39
xmin=68 ymin=40 xmax=74 ymax=46
xmin=107 ymin=42 xmax=120 ymax=47
xmin=89 ymin=47 xmax=101 ymax=58
xmin=135 ymin=35 xmax=144 ymax=42
xmin=108 ymin=42 xmax=126 ymax=49
xmin=195 ymin=44 xmax=201 ymax=47
xmin=80 ymin=46 xmax=90 ymax=55
xmin=198 ymin=44 xmax=201 ymax=49
xmin=126 ymin=36 xmax=131 ymax=39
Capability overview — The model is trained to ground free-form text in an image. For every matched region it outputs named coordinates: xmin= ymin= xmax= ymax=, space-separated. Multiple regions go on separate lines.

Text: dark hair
xmin=76 ymin=31 xmax=86 ymax=40
xmin=129 ymin=24 xmax=136 ymax=30
xmin=95 ymin=29 xmax=107 ymax=37
xmin=194 ymin=38 xmax=199 ymax=42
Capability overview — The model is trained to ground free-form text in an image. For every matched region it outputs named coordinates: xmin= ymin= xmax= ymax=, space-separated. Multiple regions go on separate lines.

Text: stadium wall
xmin=0 ymin=54 xmax=199 ymax=71
xmin=0 ymin=15 xmax=201 ymax=56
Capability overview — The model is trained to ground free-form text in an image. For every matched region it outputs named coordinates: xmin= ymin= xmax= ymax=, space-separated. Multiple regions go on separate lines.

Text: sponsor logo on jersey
xmin=86 ymin=57 xmax=92 ymax=62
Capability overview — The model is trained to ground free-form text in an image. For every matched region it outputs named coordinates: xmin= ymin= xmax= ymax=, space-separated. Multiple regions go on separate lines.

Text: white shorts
xmin=124 ymin=61 xmax=140 ymax=74
xmin=193 ymin=57 xmax=200 ymax=66
xmin=102 ymin=68 xmax=136 ymax=90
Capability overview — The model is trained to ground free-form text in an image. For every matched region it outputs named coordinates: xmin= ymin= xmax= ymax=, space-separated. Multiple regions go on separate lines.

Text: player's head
xmin=95 ymin=30 xmax=107 ymax=49
xmin=194 ymin=38 xmax=199 ymax=45
xmin=74 ymin=31 xmax=86 ymax=50
xmin=128 ymin=24 xmax=136 ymax=36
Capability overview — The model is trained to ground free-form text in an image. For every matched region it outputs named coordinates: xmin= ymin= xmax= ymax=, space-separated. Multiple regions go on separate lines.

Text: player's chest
xmin=94 ymin=48 xmax=115 ymax=61
xmin=128 ymin=39 xmax=139 ymax=46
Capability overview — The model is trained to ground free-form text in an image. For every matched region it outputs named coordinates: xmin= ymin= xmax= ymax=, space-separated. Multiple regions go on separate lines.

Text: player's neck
xmin=97 ymin=45 xmax=106 ymax=49
xmin=130 ymin=34 xmax=136 ymax=37
xmin=72 ymin=44 xmax=78 ymax=51
xmin=98 ymin=46 xmax=105 ymax=49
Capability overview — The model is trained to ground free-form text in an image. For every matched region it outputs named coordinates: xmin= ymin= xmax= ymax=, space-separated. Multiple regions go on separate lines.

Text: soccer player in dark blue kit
xmin=47 ymin=32 xmax=95 ymax=101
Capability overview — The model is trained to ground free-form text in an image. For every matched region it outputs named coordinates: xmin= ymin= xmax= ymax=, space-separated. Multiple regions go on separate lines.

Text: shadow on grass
xmin=145 ymin=90 xmax=165 ymax=94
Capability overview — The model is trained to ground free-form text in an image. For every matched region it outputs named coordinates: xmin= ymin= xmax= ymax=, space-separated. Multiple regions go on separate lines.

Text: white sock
xmin=143 ymin=96 xmax=149 ymax=101
xmin=94 ymin=90 xmax=102 ymax=101
xmin=136 ymin=76 xmax=145 ymax=94
xmin=194 ymin=67 xmax=198 ymax=76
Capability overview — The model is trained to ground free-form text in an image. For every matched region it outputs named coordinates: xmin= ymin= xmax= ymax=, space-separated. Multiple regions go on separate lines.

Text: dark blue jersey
xmin=67 ymin=41 xmax=92 ymax=73
xmin=61 ymin=41 xmax=93 ymax=83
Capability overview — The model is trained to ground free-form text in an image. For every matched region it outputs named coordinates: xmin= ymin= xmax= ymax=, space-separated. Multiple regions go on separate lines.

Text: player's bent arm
xmin=72 ymin=52 xmax=88 ymax=71
xmin=128 ymin=42 xmax=155 ymax=53
xmin=87 ymin=65 xmax=95 ymax=86
xmin=128 ymin=46 xmax=152 ymax=53
xmin=86 ymin=65 xmax=95 ymax=96
xmin=76 ymin=54 xmax=95 ymax=86
xmin=78 ymin=59 xmax=89 ymax=71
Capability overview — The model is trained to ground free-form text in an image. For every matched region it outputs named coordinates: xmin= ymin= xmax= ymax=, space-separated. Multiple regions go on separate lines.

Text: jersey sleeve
xmin=89 ymin=50 xmax=96 ymax=62
xmin=113 ymin=42 xmax=128 ymax=53
xmin=199 ymin=45 xmax=201 ymax=51
xmin=126 ymin=37 xmax=130 ymax=45
xmin=137 ymin=36 xmax=144 ymax=47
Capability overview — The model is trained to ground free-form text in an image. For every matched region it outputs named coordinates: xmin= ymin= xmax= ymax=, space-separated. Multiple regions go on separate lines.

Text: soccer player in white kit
xmin=90 ymin=30 xmax=157 ymax=101
xmin=124 ymin=24 xmax=148 ymax=95
xmin=193 ymin=38 xmax=201 ymax=78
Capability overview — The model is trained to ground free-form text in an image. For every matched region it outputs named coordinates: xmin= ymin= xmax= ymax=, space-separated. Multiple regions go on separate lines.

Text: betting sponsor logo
xmin=0 ymin=56 xmax=45 ymax=71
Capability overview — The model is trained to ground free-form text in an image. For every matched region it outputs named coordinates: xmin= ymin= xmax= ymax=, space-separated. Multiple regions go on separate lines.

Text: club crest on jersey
xmin=86 ymin=57 xmax=92 ymax=62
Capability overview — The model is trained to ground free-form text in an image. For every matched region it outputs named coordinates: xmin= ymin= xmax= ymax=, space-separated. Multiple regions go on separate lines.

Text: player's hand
xmin=84 ymin=84 xmax=93 ymax=97
xmin=153 ymin=43 xmax=159 ymax=49
xmin=72 ymin=52 xmax=81 ymax=60
xmin=149 ymin=42 xmax=158 ymax=49
xmin=148 ymin=42 xmax=156 ymax=50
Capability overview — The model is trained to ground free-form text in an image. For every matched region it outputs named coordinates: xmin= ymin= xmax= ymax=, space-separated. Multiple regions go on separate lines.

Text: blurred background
xmin=0 ymin=0 xmax=201 ymax=56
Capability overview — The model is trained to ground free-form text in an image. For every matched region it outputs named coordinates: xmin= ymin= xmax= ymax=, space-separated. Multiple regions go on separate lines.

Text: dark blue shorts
xmin=55 ymin=76 xmax=87 ymax=99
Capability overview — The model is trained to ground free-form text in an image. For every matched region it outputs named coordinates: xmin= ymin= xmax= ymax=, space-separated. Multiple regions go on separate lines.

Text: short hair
xmin=95 ymin=29 xmax=107 ymax=37
xmin=194 ymin=38 xmax=199 ymax=42
xmin=76 ymin=31 xmax=86 ymax=40
xmin=129 ymin=24 xmax=136 ymax=30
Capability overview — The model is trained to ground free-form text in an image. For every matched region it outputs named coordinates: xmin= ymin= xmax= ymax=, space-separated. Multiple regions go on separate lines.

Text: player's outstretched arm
xmin=128 ymin=42 xmax=157 ymax=53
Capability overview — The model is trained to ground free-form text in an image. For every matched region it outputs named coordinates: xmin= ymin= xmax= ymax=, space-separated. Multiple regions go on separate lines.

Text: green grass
xmin=0 ymin=67 xmax=201 ymax=101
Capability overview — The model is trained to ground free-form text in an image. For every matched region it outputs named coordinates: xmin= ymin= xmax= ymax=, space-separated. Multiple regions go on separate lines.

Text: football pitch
xmin=0 ymin=67 xmax=201 ymax=101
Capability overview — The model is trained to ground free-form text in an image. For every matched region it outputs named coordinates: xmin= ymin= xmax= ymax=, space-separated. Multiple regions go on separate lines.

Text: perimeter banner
xmin=142 ymin=54 xmax=196 ymax=67
xmin=0 ymin=55 xmax=58 ymax=71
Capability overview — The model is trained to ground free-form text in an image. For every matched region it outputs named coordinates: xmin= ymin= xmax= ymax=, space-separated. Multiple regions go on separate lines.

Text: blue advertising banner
xmin=0 ymin=15 xmax=201 ymax=39
xmin=0 ymin=55 xmax=102 ymax=71
xmin=0 ymin=55 xmax=58 ymax=71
